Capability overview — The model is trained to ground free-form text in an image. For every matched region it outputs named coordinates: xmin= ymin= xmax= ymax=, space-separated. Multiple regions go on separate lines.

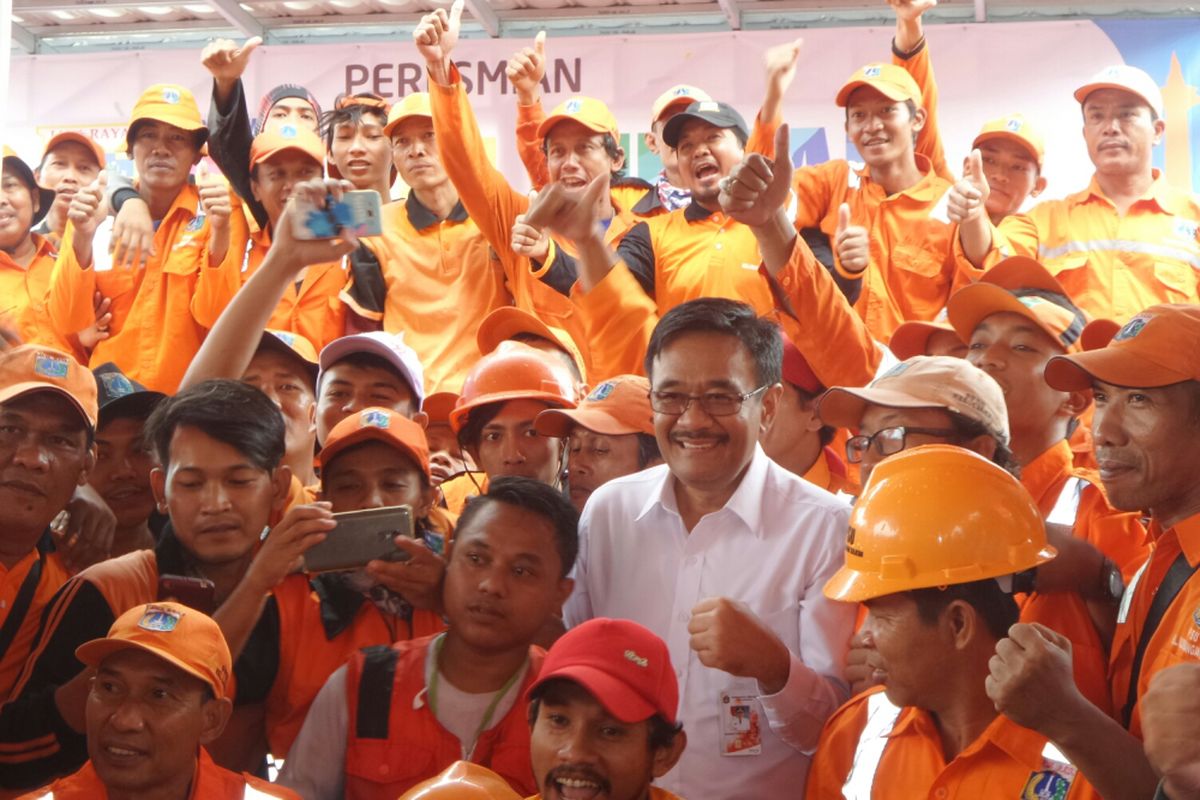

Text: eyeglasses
xmin=845 ymin=426 xmax=958 ymax=464
xmin=649 ymin=385 xmax=768 ymax=417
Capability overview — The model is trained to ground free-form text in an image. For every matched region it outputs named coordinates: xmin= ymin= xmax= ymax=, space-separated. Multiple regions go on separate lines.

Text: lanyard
xmin=426 ymin=633 xmax=526 ymax=759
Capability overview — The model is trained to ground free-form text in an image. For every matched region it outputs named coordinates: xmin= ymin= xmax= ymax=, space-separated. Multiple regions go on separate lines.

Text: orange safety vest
xmin=342 ymin=636 xmax=543 ymax=800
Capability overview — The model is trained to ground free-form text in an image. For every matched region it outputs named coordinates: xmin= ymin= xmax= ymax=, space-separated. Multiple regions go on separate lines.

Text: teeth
xmin=107 ymin=746 xmax=139 ymax=756
xmin=559 ymin=779 xmax=600 ymax=788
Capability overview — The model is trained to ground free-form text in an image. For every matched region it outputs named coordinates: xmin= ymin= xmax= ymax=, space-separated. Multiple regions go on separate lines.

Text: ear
xmin=1060 ymin=388 xmax=1092 ymax=418
xmin=796 ymin=393 xmax=824 ymax=434
xmin=416 ymin=482 xmax=438 ymax=519
xmin=942 ymin=600 xmax=976 ymax=651
xmin=652 ymin=729 xmax=688 ymax=778
xmin=964 ymin=433 xmax=998 ymax=462
xmin=197 ymin=696 xmax=234 ymax=745
xmin=910 ymin=107 xmax=928 ymax=134
xmin=758 ymin=383 xmax=784 ymax=434
xmin=270 ymin=464 xmax=293 ymax=510
xmin=151 ymin=466 xmax=169 ymax=514
xmin=77 ymin=444 xmax=97 ymax=487
xmin=249 ymin=175 xmax=263 ymax=205
xmin=1031 ymin=175 xmax=1048 ymax=197
xmin=1152 ymin=118 xmax=1166 ymax=144
xmin=643 ymin=132 xmax=659 ymax=155
xmin=611 ymin=146 xmax=626 ymax=175
xmin=306 ymin=402 xmax=317 ymax=437
xmin=412 ymin=410 xmax=429 ymax=429
xmin=554 ymin=576 xmax=575 ymax=611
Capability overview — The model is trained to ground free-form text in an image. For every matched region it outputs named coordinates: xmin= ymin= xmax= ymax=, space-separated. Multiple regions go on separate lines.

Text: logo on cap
xmin=624 ymin=649 xmax=648 ymax=668
xmin=564 ymin=99 xmax=583 ymax=114
xmin=162 ymin=87 xmax=181 ymax=105
xmin=1114 ymin=314 xmax=1150 ymax=341
xmin=877 ymin=361 xmax=913 ymax=381
xmin=1006 ymin=118 xmax=1023 ymax=132
xmin=138 ymin=604 xmax=184 ymax=633
xmin=34 ymin=352 xmax=70 ymax=379
xmin=697 ymin=101 xmax=720 ymax=113
xmin=274 ymin=331 xmax=297 ymax=347
xmin=280 ymin=124 xmax=298 ymax=139
xmin=674 ymin=87 xmax=692 ymax=97
xmin=587 ymin=381 xmax=616 ymax=402
xmin=99 ymin=371 xmax=136 ymax=398
xmin=360 ymin=409 xmax=391 ymax=429
xmin=864 ymin=66 xmax=882 ymax=78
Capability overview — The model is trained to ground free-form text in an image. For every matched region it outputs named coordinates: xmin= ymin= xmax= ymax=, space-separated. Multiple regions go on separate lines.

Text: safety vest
xmin=342 ymin=636 xmax=543 ymax=800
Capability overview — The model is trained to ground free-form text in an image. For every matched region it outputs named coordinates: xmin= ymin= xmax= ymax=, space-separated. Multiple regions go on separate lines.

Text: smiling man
xmin=526 ymin=618 xmax=686 ymax=800
xmin=566 ymin=298 xmax=855 ymax=799
xmin=952 ymin=66 xmax=1200 ymax=322
xmin=34 ymin=132 xmax=105 ymax=246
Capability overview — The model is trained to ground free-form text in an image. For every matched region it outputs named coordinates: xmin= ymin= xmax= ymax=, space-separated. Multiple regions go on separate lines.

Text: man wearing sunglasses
xmin=565 ymin=297 xmax=856 ymax=800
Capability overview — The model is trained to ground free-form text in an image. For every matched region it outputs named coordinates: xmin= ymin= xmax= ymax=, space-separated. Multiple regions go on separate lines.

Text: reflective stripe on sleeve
xmin=841 ymin=692 xmax=903 ymax=800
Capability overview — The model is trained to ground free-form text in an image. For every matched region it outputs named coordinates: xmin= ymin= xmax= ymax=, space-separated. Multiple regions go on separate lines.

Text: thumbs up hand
xmin=947 ymin=148 xmax=990 ymax=225
xmin=414 ymin=0 xmax=464 ymax=83
xmin=201 ymin=36 xmax=262 ymax=83
xmin=68 ymin=171 xmax=108 ymax=241
xmin=197 ymin=165 xmax=232 ymax=231
xmin=835 ymin=202 xmax=870 ymax=274
xmin=506 ymin=30 xmax=547 ymax=105
xmin=718 ymin=123 xmax=794 ymax=228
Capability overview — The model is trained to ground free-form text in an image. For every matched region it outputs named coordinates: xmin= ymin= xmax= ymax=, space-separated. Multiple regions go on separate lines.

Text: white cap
xmin=318 ymin=331 xmax=425 ymax=410
xmin=1074 ymin=64 xmax=1164 ymax=119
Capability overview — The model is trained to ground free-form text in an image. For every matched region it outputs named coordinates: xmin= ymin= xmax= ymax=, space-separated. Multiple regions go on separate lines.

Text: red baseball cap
xmin=528 ymin=618 xmax=678 ymax=725
xmin=781 ymin=333 xmax=823 ymax=395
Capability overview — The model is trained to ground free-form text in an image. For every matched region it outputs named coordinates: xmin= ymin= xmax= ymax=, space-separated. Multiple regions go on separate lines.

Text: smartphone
xmin=292 ymin=190 xmax=383 ymax=240
xmin=302 ymin=505 xmax=416 ymax=573
xmin=157 ymin=574 xmax=216 ymax=615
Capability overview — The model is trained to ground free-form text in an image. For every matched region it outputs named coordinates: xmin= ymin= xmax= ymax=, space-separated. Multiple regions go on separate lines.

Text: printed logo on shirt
xmin=1006 ymin=118 xmax=1023 ymax=132
xmin=587 ymin=381 xmax=616 ymax=402
xmin=1114 ymin=314 xmax=1151 ymax=341
xmin=185 ymin=211 xmax=207 ymax=233
xmin=138 ymin=604 xmax=184 ymax=633
xmin=360 ymin=409 xmax=391 ymax=429
xmin=33 ymin=352 xmax=70 ymax=379
xmin=162 ymin=87 xmax=182 ymax=105
xmin=1174 ymin=218 xmax=1199 ymax=241
xmin=1021 ymin=770 xmax=1071 ymax=800
xmin=1192 ymin=603 xmax=1200 ymax=628
xmin=624 ymin=649 xmax=648 ymax=668
xmin=863 ymin=65 xmax=882 ymax=78
xmin=99 ymin=371 xmax=137 ymax=398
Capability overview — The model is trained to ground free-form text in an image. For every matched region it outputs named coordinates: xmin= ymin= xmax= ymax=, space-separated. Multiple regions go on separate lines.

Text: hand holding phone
xmin=292 ymin=190 xmax=383 ymax=240
xmin=303 ymin=505 xmax=416 ymax=573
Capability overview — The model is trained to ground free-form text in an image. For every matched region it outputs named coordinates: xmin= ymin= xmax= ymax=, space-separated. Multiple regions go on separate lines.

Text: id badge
xmin=719 ymin=692 xmax=762 ymax=756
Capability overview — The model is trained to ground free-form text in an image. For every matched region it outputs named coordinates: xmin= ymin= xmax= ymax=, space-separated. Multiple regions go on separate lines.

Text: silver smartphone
xmin=302 ymin=505 xmax=415 ymax=573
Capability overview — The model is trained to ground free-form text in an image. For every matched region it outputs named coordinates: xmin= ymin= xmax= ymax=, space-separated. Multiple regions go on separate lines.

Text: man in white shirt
xmin=564 ymin=297 xmax=856 ymax=799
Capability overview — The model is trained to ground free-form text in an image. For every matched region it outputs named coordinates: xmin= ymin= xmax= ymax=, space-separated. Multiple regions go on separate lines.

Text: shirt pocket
xmin=344 ymin=738 xmax=437 ymax=790
xmin=1151 ymin=261 xmax=1197 ymax=302
xmin=890 ymin=243 xmax=951 ymax=314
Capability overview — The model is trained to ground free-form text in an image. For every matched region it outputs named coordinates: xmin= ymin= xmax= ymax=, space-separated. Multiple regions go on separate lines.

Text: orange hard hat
xmin=823 ymin=444 xmax=1055 ymax=603
xmin=450 ymin=341 xmax=578 ymax=434
xmin=398 ymin=761 xmax=521 ymax=800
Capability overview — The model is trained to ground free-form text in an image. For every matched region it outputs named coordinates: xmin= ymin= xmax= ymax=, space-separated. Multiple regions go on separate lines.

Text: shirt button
xmin=934 ymin=789 xmax=946 ymax=799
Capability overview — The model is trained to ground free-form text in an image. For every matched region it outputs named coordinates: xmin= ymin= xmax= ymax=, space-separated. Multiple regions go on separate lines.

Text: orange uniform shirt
xmin=439 ymin=472 xmax=486 ymax=516
xmin=0 ymin=235 xmax=73 ymax=352
xmin=802 ymin=446 xmax=855 ymax=496
xmin=526 ymin=790 xmax=682 ymax=800
xmin=792 ymin=156 xmax=963 ymax=342
xmin=1109 ymin=513 xmax=1200 ymax=738
xmin=893 ymin=38 xmax=952 ymax=183
xmin=349 ymin=196 xmax=509 ymax=393
xmin=976 ymin=171 xmax=1200 ymax=322
xmin=0 ymin=541 xmax=71 ymax=701
xmin=242 ymin=225 xmax=348 ymax=353
xmin=430 ymin=67 xmax=601 ymax=376
xmin=14 ymin=747 xmax=299 ymax=799
xmin=805 ymin=687 xmax=1096 ymax=800
xmin=47 ymin=184 xmax=249 ymax=393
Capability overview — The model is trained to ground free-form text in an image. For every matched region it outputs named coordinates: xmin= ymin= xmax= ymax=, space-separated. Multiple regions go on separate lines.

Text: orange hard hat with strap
xmin=449 ymin=341 xmax=578 ymax=434
xmin=823 ymin=444 xmax=1056 ymax=603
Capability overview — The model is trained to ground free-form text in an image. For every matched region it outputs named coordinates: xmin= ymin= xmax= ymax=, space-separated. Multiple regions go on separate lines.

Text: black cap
xmin=93 ymin=363 xmax=166 ymax=427
xmin=2 ymin=151 xmax=57 ymax=227
xmin=661 ymin=100 xmax=750 ymax=148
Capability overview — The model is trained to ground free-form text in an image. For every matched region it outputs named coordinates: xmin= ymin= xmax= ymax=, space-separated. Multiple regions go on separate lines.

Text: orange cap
xmin=823 ymin=444 xmax=1054 ymax=602
xmin=972 ymin=113 xmax=1045 ymax=168
xmin=249 ymin=124 xmax=325 ymax=171
xmin=450 ymin=342 xmax=578 ymax=434
xmin=650 ymin=85 xmax=712 ymax=125
xmin=257 ymin=329 xmax=319 ymax=386
xmin=536 ymin=96 xmax=619 ymax=142
xmin=399 ymin=761 xmax=521 ymax=800
xmin=889 ymin=309 xmax=962 ymax=361
xmin=127 ymin=84 xmax=207 ymax=145
xmin=423 ymin=391 xmax=460 ymax=426
xmin=946 ymin=256 xmax=1086 ymax=353
xmin=1079 ymin=318 xmax=1121 ymax=352
xmin=535 ymin=375 xmax=653 ymax=438
xmin=316 ymin=406 xmax=431 ymax=479
xmin=476 ymin=306 xmax=588 ymax=383
xmin=1045 ymin=304 xmax=1200 ymax=391
xmin=76 ymin=602 xmax=233 ymax=698
xmin=383 ymin=93 xmax=433 ymax=138
xmin=818 ymin=356 xmax=1010 ymax=445
xmin=40 ymin=131 xmax=107 ymax=171
xmin=836 ymin=63 xmax=921 ymax=108
xmin=0 ymin=345 xmax=99 ymax=431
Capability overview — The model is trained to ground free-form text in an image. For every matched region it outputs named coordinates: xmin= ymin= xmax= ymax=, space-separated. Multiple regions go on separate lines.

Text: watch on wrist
xmin=1100 ymin=558 xmax=1125 ymax=604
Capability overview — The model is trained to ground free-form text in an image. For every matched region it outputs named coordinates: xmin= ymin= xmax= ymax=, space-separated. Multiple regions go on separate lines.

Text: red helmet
xmin=449 ymin=342 xmax=578 ymax=434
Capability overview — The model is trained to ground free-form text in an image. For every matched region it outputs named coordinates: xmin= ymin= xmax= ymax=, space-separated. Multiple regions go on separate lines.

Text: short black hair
xmin=457 ymin=401 xmax=503 ymax=450
xmin=635 ymin=432 xmax=661 ymax=469
xmin=645 ymin=298 xmax=782 ymax=387
xmin=125 ymin=120 xmax=206 ymax=153
xmin=529 ymin=680 xmax=683 ymax=750
xmin=320 ymin=102 xmax=388 ymax=151
xmin=909 ymin=577 xmax=1020 ymax=641
xmin=456 ymin=476 xmax=579 ymax=578
xmin=144 ymin=379 xmax=285 ymax=472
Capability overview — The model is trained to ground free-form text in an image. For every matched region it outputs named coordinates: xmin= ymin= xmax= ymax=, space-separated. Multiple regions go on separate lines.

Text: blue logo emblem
xmin=1006 ymin=118 xmax=1023 ymax=132
xmin=99 ymin=372 xmax=136 ymax=398
xmin=138 ymin=605 xmax=183 ymax=633
xmin=1114 ymin=315 xmax=1150 ymax=341
xmin=273 ymin=331 xmax=296 ymax=347
xmin=674 ymin=87 xmax=691 ymax=97
xmin=564 ymin=99 xmax=583 ymax=114
xmin=864 ymin=65 xmax=882 ymax=78
xmin=33 ymin=353 xmax=70 ymax=379
xmin=361 ymin=409 xmax=391 ymax=429
xmin=162 ymin=87 xmax=181 ymax=105
xmin=587 ymin=381 xmax=616 ymax=402
xmin=1021 ymin=770 xmax=1071 ymax=800
xmin=280 ymin=124 xmax=298 ymax=139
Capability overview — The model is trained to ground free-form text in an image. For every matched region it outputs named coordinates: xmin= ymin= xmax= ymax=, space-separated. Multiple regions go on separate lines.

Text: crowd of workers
xmin=2 ymin=0 xmax=1200 ymax=797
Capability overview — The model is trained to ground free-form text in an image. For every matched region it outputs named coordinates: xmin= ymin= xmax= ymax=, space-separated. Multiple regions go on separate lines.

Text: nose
xmin=342 ymin=391 xmax=364 ymax=415
xmin=108 ymin=698 xmax=146 ymax=733
xmin=348 ymin=133 xmax=368 ymax=155
xmin=557 ymin=723 xmax=598 ymax=763
xmin=500 ymin=434 xmax=526 ymax=465
xmin=970 ymin=341 xmax=1004 ymax=373
xmin=477 ymin=563 xmax=508 ymax=598
xmin=199 ymin=479 xmax=233 ymax=513
xmin=1092 ymin=397 xmax=1126 ymax=447
xmin=110 ymin=452 xmax=139 ymax=482
xmin=11 ymin=436 xmax=51 ymax=472
xmin=676 ymin=396 xmax=716 ymax=429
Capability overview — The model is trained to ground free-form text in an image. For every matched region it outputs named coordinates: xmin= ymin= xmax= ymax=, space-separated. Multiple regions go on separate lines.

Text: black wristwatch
xmin=1099 ymin=558 xmax=1125 ymax=604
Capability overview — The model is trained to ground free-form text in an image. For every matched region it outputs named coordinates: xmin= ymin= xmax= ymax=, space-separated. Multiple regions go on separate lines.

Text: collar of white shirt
xmin=634 ymin=444 xmax=771 ymax=537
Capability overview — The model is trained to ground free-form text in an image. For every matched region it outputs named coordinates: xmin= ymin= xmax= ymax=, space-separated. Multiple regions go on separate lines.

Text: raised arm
xmin=200 ymin=36 xmax=269 ymax=228
xmin=890 ymin=0 xmax=951 ymax=180
xmin=506 ymin=31 xmax=552 ymax=190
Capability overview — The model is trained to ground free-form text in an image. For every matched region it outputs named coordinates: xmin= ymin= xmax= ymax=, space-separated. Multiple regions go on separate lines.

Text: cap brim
xmin=0 ymin=382 xmax=94 ymax=430
xmin=889 ymin=322 xmax=949 ymax=361
xmin=1044 ymin=350 xmax=1192 ymax=392
xmin=383 ymin=111 xmax=432 ymax=138
xmin=43 ymin=132 xmax=107 ymax=168
xmin=316 ymin=426 xmax=428 ymax=477
xmin=816 ymin=385 xmax=947 ymax=430
xmin=75 ymin=638 xmax=225 ymax=698
xmin=477 ymin=308 xmax=558 ymax=358
xmin=972 ymin=131 xmax=1042 ymax=166
xmin=528 ymin=665 xmax=659 ymax=724
xmin=99 ymin=390 xmax=166 ymax=425
xmin=835 ymin=79 xmax=912 ymax=108
xmin=1074 ymin=82 xmax=1160 ymax=116
xmin=258 ymin=334 xmax=319 ymax=385
xmin=318 ymin=336 xmax=421 ymax=404
xmin=947 ymin=282 xmax=1067 ymax=351
xmin=661 ymin=111 xmax=742 ymax=148
xmin=822 ymin=566 xmax=881 ymax=603
xmin=535 ymin=407 xmax=643 ymax=438
xmin=536 ymin=114 xmax=610 ymax=142
xmin=250 ymin=143 xmax=323 ymax=171
xmin=4 ymin=154 xmax=57 ymax=226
